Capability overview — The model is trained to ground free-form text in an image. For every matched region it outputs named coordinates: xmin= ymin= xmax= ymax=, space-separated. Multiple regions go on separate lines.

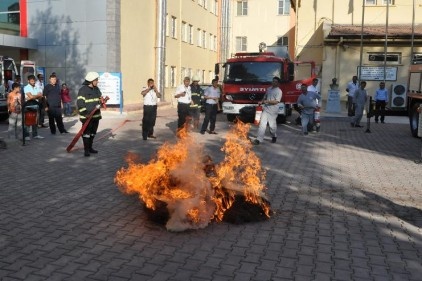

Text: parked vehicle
xmin=407 ymin=63 xmax=422 ymax=137
xmin=217 ymin=45 xmax=316 ymax=123
xmin=0 ymin=56 xmax=36 ymax=121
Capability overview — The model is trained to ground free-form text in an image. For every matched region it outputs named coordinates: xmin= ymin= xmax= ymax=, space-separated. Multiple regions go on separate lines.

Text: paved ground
xmin=0 ymin=106 xmax=421 ymax=281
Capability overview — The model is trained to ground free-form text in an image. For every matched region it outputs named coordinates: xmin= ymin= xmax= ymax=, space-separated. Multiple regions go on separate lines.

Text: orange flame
xmin=115 ymin=121 xmax=271 ymax=232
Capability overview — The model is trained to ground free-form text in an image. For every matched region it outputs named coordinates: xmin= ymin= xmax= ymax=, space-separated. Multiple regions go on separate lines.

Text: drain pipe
xmin=156 ymin=0 xmax=167 ymax=101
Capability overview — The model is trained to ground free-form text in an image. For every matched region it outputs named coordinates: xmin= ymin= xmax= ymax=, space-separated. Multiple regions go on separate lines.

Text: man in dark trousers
xmin=140 ymin=78 xmax=161 ymax=140
xmin=44 ymin=74 xmax=68 ymax=135
xmin=77 ymin=72 xmax=103 ymax=157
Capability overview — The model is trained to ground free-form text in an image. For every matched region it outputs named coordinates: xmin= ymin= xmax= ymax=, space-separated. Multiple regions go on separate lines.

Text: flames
xmin=114 ymin=121 xmax=271 ymax=232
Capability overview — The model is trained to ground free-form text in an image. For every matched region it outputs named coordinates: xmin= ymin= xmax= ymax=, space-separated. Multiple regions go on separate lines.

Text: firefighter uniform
xmin=77 ymin=72 xmax=103 ymax=157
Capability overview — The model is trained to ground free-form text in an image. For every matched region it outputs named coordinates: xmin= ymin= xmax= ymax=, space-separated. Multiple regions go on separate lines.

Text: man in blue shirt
xmin=374 ymin=81 xmax=389 ymax=123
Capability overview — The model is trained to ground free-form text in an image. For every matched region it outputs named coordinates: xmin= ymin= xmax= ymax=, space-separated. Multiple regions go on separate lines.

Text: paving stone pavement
xmin=0 ymin=107 xmax=421 ymax=281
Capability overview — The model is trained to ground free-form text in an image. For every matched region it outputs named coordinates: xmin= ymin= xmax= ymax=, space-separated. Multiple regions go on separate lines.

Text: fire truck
xmin=218 ymin=47 xmax=316 ymax=123
xmin=0 ymin=56 xmax=36 ymax=120
xmin=407 ymin=62 xmax=422 ymax=137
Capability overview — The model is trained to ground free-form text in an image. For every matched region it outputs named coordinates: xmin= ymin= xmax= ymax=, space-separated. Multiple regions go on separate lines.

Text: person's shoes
xmin=61 ymin=130 xmax=69 ymax=134
xmin=89 ymin=148 xmax=98 ymax=154
xmin=381 ymin=121 xmax=385 ymax=124
xmin=303 ymin=132 xmax=308 ymax=135
xmin=41 ymin=124 xmax=48 ymax=128
xmin=25 ymin=137 xmax=31 ymax=141
xmin=251 ymin=139 xmax=260 ymax=145
xmin=200 ymin=131 xmax=205 ymax=135
xmin=271 ymin=137 xmax=277 ymax=143
xmin=350 ymin=123 xmax=355 ymax=127
xmin=355 ymin=125 xmax=363 ymax=128
xmin=51 ymin=132 xmax=56 ymax=135
xmin=375 ymin=120 xmax=378 ymax=123
xmin=33 ymin=135 xmax=44 ymax=139
xmin=209 ymin=131 xmax=217 ymax=134
xmin=148 ymin=135 xmax=157 ymax=139
xmin=84 ymin=151 xmax=90 ymax=157
xmin=143 ymin=137 xmax=147 ymax=140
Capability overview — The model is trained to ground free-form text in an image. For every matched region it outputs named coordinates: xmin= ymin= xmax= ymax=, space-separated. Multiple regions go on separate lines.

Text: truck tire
xmin=409 ymin=103 xmax=420 ymax=137
xmin=276 ymin=114 xmax=286 ymax=124
xmin=227 ymin=114 xmax=236 ymax=122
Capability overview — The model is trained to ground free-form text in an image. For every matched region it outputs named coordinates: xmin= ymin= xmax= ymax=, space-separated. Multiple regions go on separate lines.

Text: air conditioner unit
xmin=390 ymin=83 xmax=406 ymax=108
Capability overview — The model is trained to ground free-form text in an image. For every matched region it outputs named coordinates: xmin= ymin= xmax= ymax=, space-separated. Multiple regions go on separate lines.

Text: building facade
xmin=0 ymin=0 xmax=219 ymax=109
xmin=292 ymin=0 xmax=422 ymax=107
xmin=228 ymin=0 xmax=294 ymax=59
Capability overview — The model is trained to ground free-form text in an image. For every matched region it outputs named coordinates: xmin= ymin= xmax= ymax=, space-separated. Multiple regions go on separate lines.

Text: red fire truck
xmin=407 ymin=63 xmax=422 ymax=137
xmin=218 ymin=49 xmax=316 ymax=123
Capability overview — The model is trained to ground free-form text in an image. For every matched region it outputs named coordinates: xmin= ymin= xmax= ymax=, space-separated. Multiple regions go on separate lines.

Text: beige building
xmin=121 ymin=0 xmax=219 ymax=108
xmin=229 ymin=0 xmax=294 ymax=58
xmin=292 ymin=0 xmax=422 ymax=108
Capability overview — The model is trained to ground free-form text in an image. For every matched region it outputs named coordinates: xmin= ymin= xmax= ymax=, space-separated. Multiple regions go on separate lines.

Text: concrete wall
xmin=26 ymin=0 xmax=112 ymax=102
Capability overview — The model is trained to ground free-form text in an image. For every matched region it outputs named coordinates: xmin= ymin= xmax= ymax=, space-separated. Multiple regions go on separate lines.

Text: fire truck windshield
xmin=224 ymin=62 xmax=282 ymax=84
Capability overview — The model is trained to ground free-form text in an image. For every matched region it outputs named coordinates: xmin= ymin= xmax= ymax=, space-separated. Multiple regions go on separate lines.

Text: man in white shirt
xmin=307 ymin=78 xmax=319 ymax=94
xmin=252 ymin=77 xmax=282 ymax=144
xmin=200 ymin=78 xmax=221 ymax=134
xmin=346 ymin=75 xmax=358 ymax=116
xmin=23 ymin=75 xmax=44 ymax=140
xmin=174 ymin=76 xmax=192 ymax=130
xmin=141 ymin=78 xmax=161 ymax=140
xmin=35 ymin=73 xmax=47 ymax=128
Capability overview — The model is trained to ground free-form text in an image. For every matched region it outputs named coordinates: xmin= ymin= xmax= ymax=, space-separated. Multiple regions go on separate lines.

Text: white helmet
xmin=192 ymin=75 xmax=200 ymax=82
xmin=85 ymin=72 xmax=100 ymax=82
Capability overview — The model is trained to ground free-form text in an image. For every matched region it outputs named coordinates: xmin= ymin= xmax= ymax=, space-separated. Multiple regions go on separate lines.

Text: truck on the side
xmin=407 ymin=63 xmax=422 ymax=137
xmin=0 ymin=56 xmax=36 ymax=121
xmin=218 ymin=47 xmax=316 ymax=123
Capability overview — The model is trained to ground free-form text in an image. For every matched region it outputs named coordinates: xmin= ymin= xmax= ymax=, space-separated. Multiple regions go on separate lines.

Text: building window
xmin=367 ymin=53 xmax=401 ymax=64
xmin=204 ymin=0 xmax=208 ymax=9
xmin=365 ymin=0 xmax=393 ymax=5
xmin=276 ymin=36 xmax=288 ymax=47
xmin=171 ymin=16 xmax=177 ymax=38
xmin=237 ymin=1 xmax=248 ymax=16
xmin=165 ymin=65 xmax=169 ymax=87
xmin=278 ymin=0 xmax=290 ymax=15
xmin=181 ymin=21 xmax=187 ymax=42
xmin=188 ymin=25 xmax=193 ymax=44
xmin=165 ymin=14 xmax=169 ymax=37
xmin=202 ymin=30 xmax=206 ymax=48
xmin=212 ymin=0 xmax=218 ymax=15
xmin=209 ymin=33 xmax=214 ymax=50
xmin=0 ymin=0 xmax=20 ymax=36
xmin=214 ymin=35 xmax=217 ymax=52
xmin=197 ymin=28 xmax=202 ymax=47
xmin=170 ymin=66 xmax=176 ymax=87
xmin=236 ymin=36 xmax=247 ymax=51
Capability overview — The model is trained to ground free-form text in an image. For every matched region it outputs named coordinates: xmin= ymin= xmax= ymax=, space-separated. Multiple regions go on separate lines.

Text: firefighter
xmin=77 ymin=72 xmax=103 ymax=157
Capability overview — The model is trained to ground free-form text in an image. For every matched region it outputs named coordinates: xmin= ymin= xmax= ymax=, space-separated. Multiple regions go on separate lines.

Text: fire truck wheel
xmin=409 ymin=103 xmax=420 ymax=138
xmin=227 ymin=114 xmax=236 ymax=122
xmin=276 ymin=115 xmax=286 ymax=124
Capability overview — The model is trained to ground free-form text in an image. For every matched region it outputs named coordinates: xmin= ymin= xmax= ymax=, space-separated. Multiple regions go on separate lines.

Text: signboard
xmin=325 ymin=90 xmax=341 ymax=113
xmin=357 ymin=66 xmax=397 ymax=81
xmin=98 ymin=72 xmax=122 ymax=110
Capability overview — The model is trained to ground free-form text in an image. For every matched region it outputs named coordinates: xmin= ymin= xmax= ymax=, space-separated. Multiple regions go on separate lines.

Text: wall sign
xmin=98 ymin=72 xmax=122 ymax=105
xmin=357 ymin=66 xmax=397 ymax=81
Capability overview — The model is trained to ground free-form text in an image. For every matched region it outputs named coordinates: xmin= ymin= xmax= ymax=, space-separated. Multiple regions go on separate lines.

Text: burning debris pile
xmin=115 ymin=122 xmax=271 ymax=232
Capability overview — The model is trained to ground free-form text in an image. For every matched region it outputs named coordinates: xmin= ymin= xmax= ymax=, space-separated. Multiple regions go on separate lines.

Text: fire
xmin=115 ymin=121 xmax=271 ymax=232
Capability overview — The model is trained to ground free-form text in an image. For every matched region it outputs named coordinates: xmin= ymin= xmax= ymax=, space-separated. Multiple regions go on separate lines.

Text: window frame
xmin=235 ymin=36 xmax=247 ymax=52
xmin=236 ymin=1 xmax=248 ymax=16
xmin=278 ymin=0 xmax=290 ymax=15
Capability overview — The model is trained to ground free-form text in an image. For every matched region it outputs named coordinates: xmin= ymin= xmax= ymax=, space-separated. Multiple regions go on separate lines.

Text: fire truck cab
xmin=219 ymin=50 xmax=316 ymax=123
xmin=407 ymin=62 xmax=422 ymax=137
